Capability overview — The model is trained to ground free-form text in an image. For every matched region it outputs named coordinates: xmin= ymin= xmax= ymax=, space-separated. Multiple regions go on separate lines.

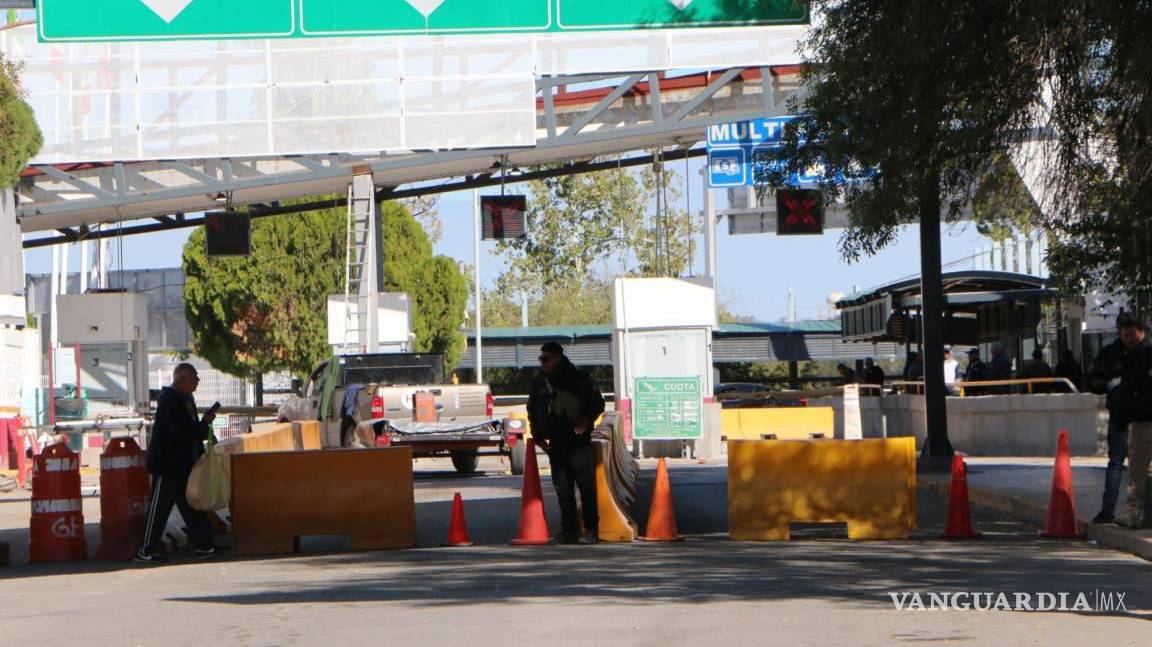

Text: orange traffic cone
xmin=942 ymin=454 xmax=981 ymax=539
xmin=1041 ymin=429 xmax=1082 ymax=538
xmin=639 ymin=458 xmax=682 ymax=542
xmin=510 ymin=439 xmax=550 ymax=545
xmin=446 ymin=492 xmax=475 ymax=547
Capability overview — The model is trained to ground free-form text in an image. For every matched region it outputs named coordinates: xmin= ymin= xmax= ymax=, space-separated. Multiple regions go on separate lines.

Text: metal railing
xmin=889 ymin=378 xmax=1080 ymax=396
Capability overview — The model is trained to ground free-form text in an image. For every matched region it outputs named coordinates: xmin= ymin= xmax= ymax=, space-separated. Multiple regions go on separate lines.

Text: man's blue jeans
xmin=1102 ymin=416 xmax=1129 ymax=513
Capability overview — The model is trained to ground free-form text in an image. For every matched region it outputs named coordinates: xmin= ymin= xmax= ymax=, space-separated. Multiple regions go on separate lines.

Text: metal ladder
xmin=342 ymin=174 xmax=376 ymax=353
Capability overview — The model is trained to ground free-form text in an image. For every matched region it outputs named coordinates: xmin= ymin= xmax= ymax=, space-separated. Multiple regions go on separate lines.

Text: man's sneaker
xmin=194 ymin=547 xmax=222 ymax=560
xmin=548 ymin=533 xmax=578 ymax=545
xmin=577 ymin=531 xmax=600 ymax=545
xmin=1092 ymin=510 xmax=1115 ymax=524
xmin=133 ymin=552 xmax=167 ymax=565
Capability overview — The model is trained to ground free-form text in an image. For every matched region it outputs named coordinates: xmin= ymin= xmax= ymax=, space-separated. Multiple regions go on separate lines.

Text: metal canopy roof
xmin=836 ymin=271 xmax=1052 ymax=309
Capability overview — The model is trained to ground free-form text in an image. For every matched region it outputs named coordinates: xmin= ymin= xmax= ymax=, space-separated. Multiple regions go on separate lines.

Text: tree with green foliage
xmin=183 ymin=199 xmax=467 ymax=379
xmin=481 ymin=273 xmax=751 ymax=328
xmin=1 ymin=54 xmax=42 ymax=188
xmin=767 ymin=1 xmax=1056 ymax=459
xmin=1035 ymin=1 xmax=1152 ymax=314
xmin=494 ymin=162 xmax=696 ymax=294
xmin=378 ymin=201 xmax=469 ymax=368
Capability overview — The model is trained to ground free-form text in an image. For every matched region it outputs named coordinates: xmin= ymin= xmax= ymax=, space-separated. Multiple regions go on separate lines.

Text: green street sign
xmin=633 ymin=377 xmax=702 ymax=440
xmin=38 ymin=0 xmax=296 ymax=42
xmin=38 ymin=0 xmax=808 ymax=42
xmin=556 ymin=0 xmax=807 ymax=31
xmin=301 ymin=0 xmax=553 ymax=36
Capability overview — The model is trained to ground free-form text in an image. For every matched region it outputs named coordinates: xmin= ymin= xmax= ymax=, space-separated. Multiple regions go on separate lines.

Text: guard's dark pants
xmin=138 ymin=474 xmax=215 ymax=555
xmin=1102 ymin=416 xmax=1129 ymax=515
xmin=549 ymin=444 xmax=598 ymax=539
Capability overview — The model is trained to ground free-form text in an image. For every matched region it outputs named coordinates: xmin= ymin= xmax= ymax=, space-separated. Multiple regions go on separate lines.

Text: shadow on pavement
xmin=4 ymin=463 xmax=1152 ymax=621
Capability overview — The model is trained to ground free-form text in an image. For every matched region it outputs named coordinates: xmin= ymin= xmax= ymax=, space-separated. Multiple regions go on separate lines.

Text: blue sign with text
xmin=707 ymin=116 xmax=819 ymax=188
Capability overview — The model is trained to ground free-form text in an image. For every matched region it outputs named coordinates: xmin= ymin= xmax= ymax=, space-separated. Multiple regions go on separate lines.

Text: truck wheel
xmin=451 ymin=450 xmax=479 ymax=474
xmin=509 ymin=440 xmax=526 ymax=476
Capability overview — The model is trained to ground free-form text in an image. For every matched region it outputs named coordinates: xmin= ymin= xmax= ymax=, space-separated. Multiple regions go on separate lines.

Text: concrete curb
xmin=918 ymin=476 xmax=1152 ymax=562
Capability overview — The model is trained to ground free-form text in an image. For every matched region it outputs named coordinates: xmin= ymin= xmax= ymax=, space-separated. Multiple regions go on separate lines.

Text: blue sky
xmin=23 ymin=156 xmax=991 ymax=322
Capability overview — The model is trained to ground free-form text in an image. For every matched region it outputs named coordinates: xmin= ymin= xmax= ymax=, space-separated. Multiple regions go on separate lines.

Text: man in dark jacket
xmin=135 ymin=363 xmax=219 ymax=563
xmin=963 ymin=348 xmax=990 ymax=396
xmin=1115 ymin=319 xmax=1152 ymax=528
xmin=1089 ymin=314 xmax=1143 ymax=523
xmin=527 ymin=342 xmax=605 ymax=545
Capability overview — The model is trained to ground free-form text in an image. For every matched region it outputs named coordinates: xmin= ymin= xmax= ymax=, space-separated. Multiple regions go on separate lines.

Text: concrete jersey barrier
xmin=728 ymin=437 xmax=917 ymax=541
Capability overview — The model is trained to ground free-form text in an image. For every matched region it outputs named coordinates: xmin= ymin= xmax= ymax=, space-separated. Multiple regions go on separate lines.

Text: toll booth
xmin=611 ymin=277 xmax=717 ymax=459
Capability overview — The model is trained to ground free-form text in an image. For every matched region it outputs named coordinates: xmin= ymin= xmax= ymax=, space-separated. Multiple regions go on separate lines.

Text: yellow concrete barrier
xmin=230 ymin=448 xmax=415 ymax=554
xmin=215 ymin=422 xmax=298 ymax=454
xmin=728 ymin=437 xmax=917 ymax=540
xmin=292 ymin=421 xmax=322 ymax=450
xmin=721 ymin=407 xmax=835 ymax=441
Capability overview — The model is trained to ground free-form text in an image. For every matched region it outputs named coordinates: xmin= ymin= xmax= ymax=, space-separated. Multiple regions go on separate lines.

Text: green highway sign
xmin=301 ymin=0 xmax=553 ymax=36
xmin=38 ymin=0 xmax=808 ymax=42
xmin=633 ymin=377 xmax=702 ymax=440
xmin=38 ymin=0 xmax=296 ymax=42
xmin=557 ymin=0 xmax=807 ymax=30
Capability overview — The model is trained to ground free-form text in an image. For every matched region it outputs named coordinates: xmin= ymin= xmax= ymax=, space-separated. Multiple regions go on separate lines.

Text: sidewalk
xmin=919 ymin=457 xmax=1152 ymax=561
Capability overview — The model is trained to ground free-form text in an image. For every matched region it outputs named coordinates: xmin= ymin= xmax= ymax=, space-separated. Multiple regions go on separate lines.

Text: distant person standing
xmin=1019 ymin=347 xmax=1054 ymax=393
xmin=964 ymin=348 xmax=990 ymax=396
xmin=135 ymin=364 xmax=219 ymax=564
xmin=836 ymin=363 xmax=858 ymax=385
xmin=527 ymin=342 xmax=606 ymax=545
xmin=987 ymin=341 xmax=1014 ymax=394
xmin=1054 ymin=349 xmax=1084 ymax=392
xmin=942 ymin=346 xmax=962 ymax=394
xmin=1115 ymin=318 xmax=1152 ymax=528
xmin=1089 ymin=314 xmax=1141 ymax=524
xmin=902 ymin=352 xmax=923 ymax=381
xmin=988 ymin=341 xmax=1014 ymax=380
xmin=863 ymin=357 xmax=885 ymax=393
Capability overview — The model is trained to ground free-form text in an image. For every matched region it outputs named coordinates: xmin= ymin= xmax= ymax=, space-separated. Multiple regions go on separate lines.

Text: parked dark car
xmin=715 ymin=383 xmax=807 ymax=409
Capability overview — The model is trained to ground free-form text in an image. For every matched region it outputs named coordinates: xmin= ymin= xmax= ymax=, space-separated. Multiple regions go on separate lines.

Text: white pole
xmin=79 ymin=241 xmax=89 ymax=294
xmin=50 ymin=245 xmax=60 ymax=344
xmin=473 ymin=189 xmax=483 ymax=384
xmin=60 ymin=243 xmax=69 ymax=296
xmin=702 ymin=168 xmax=717 ymax=286
xmin=98 ymin=238 xmax=109 ymax=289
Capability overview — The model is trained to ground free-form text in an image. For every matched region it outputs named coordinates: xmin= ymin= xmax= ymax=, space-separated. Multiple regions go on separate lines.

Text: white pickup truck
xmin=278 ymin=353 xmax=523 ymax=474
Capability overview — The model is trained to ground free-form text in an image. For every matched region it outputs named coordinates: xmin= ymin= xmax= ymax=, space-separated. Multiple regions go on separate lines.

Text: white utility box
xmin=327 ymin=292 xmax=413 ymax=350
xmin=55 ymin=292 xmax=148 ymax=344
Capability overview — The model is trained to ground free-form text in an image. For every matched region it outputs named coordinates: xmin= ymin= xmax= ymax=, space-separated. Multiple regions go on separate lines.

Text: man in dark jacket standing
xmin=1115 ymin=319 xmax=1152 ymax=528
xmin=135 ymin=363 xmax=219 ymax=563
xmin=1089 ymin=314 xmax=1143 ymax=524
xmin=527 ymin=342 xmax=605 ymax=545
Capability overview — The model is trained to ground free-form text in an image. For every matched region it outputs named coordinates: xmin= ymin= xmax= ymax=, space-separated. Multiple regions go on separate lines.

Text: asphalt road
xmin=1 ymin=458 xmax=1149 ymax=646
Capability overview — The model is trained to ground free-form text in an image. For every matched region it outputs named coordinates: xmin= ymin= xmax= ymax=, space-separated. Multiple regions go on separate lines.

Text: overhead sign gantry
xmin=36 ymin=0 xmax=807 ymax=42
